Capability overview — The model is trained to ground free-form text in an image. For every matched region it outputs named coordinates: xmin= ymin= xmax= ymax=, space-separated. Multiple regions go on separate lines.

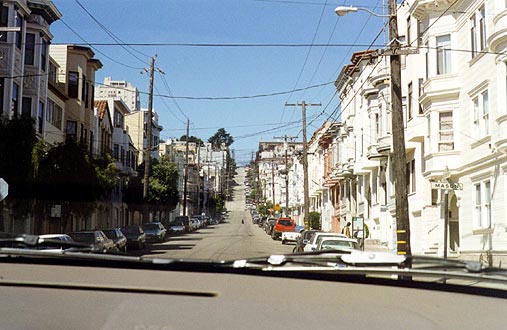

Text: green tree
xmin=180 ymin=135 xmax=204 ymax=146
xmin=208 ymin=128 xmax=234 ymax=149
xmin=309 ymin=212 xmax=321 ymax=230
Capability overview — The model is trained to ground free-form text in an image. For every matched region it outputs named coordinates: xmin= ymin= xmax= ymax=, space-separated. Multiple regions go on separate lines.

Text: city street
xmin=135 ymin=168 xmax=293 ymax=260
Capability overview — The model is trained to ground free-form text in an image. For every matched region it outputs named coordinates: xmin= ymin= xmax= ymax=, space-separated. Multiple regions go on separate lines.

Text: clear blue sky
xmin=51 ymin=0 xmax=387 ymax=164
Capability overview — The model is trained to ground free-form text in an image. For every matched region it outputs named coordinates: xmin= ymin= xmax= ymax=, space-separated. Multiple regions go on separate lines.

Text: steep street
xmin=137 ymin=168 xmax=293 ymax=260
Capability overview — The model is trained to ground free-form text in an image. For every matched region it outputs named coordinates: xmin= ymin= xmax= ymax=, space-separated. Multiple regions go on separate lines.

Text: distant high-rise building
xmin=96 ymin=77 xmax=140 ymax=112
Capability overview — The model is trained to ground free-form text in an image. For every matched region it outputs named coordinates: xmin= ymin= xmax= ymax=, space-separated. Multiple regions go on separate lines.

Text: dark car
xmin=67 ymin=231 xmax=115 ymax=253
xmin=174 ymin=216 xmax=191 ymax=232
xmin=258 ymin=216 xmax=267 ymax=228
xmin=120 ymin=226 xmax=146 ymax=250
xmin=102 ymin=228 xmax=128 ymax=253
xmin=142 ymin=222 xmax=167 ymax=242
xmin=264 ymin=218 xmax=277 ymax=235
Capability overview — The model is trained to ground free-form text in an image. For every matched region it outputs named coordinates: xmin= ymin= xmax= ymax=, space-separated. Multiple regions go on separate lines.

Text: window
xmin=113 ymin=144 xmax=119 ymax=160
xmin=472 ymin=90 xmax=490 ymax=138
xmin=436 ymin=34 xmax=451 ymax=75
xmin=417 ymin=19 xmax=423 ymax=46
xmin=21 ymin=97 xmax=31 ymax=118
xmin=12 ymin=82 xmax=19 ymax=116
xmin=418 ymin=78 xmax=424 ymax=114
xmin=482 ymin=90 xmax=489 ymax=135
xmin=471 ymin=6 xmax=487 ymax=58
xmin=0 ymin=6 xmax=8 ymax=42
xmin=68 ymin=71 xmax=79 ymax=98
xmin=438 ymin=112 xmax=454 ymax=151
xmin=406 ymin=159 xmax=416 ymax=193
xmin=40 ymin=40 xmax=47 ymax=71
xmin=15 ymin=11 xmax=22 ymax=49
xmin=114 ymin=109 xmax=123 ymax=128
xmin=85 ymin=82 xmax=90 ymax=108
xmin=49 ymin=61 xmax=57 ymax=83
xmin=46 ymin=99 xmax=63 ymax=129
xmin=402 ymin=96 xmax=407 ymax=127
xmin=81 ymin=75 xmax=86 ymax=102
xmin=66 ymin=120 xmax=77 ymax=140
xmin=24 ymin=33 xmax=35 ymax=65
xmin=0 ymin=77 xmax=4 ymax=115
xmin=406 ymin=17 xmax=411 ymax=45
xmin=38 ymin=102 xmax=44 ymax=134
xmin=408 ymin=82 xmax=413 ymax=121
xmin=474 ymin=181 xmax=491 ymax=229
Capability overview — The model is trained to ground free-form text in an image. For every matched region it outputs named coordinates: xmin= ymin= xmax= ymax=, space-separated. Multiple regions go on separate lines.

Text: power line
xmin=72 ymin=0 xmax=151 ymax=65
xmin=56 ymin=19 xmax=145 ymax=70
xmin=51 ymin=42 xmax=387 ymax=48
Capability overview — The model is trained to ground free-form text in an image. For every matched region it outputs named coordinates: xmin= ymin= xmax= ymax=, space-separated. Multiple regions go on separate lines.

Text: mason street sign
xmin=431 ymin=181 xmax=463 ymax=191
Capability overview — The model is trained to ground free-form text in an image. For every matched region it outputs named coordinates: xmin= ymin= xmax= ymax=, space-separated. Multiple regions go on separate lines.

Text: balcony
xmin=376 ymin=134 xmax=392 ymax=155
xmin=410 ymin=0 xmax=456 ymax=20
xmin=494 ymin=114 xmax=507 ymax=153
xmin=420 ymin=74 xmax=460 ymax=107
xmin=368 ymin=63 xmax=390 ymax=87
xmin=367 ymin=143 xmax=385 ymax=160
xmin=488 ymin=8 xmax=507 ymax=53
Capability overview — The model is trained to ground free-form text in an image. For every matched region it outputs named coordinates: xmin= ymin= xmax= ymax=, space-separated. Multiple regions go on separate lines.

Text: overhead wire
xmin=72 ymin=0 xmax=151 ymax=64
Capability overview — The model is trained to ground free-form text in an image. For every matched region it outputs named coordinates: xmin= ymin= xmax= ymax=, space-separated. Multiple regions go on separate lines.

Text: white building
xmin=96 ymin=76 xmax=141 ymax=112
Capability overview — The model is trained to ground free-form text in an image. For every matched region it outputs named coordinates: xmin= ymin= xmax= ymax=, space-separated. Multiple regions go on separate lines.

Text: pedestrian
xmin=342 ymin=222 xmax=351 ymax=238
xmin=241 ymin=218 xmax=244 ymax=224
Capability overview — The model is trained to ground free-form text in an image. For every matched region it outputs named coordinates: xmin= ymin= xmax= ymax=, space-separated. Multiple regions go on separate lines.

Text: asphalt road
xmin=136 ymin=167 xmax=293 ymax=260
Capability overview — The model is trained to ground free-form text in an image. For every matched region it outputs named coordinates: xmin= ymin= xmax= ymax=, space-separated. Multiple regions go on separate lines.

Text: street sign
xmin=431 ymin=181 xmax=463 ymax=191
xmin=274 ymin=203 xmax=281 ymax=211
xmin=0 ymin=178 xmax=8 ymax=201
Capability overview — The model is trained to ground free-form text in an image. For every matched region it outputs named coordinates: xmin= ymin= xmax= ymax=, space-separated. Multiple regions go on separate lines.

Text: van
xmin=174 ymin=216 xmax=190 ymax=232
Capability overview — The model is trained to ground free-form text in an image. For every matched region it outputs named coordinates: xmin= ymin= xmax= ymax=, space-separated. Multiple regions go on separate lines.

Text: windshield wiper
xmin=0 ymin=234 xmax=107 ymax=254
xmin=227 ymin=250 xmax=507 ymax=277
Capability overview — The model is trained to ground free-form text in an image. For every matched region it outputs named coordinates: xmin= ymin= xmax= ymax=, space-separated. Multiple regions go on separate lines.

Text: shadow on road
xmin=127 ymin=243 xmax=196 ymax=256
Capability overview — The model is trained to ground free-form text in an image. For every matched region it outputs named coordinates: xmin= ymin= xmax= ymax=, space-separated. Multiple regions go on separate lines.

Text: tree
xmin=208 ymin=128 xmax=234 ymax=149
xmin=180 ymin=135 xmax=204 ymax=146
xmin=309 ymin=212 xmax=321 ymax=230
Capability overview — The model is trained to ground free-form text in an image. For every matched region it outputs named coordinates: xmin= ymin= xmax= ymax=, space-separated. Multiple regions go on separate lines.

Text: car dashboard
xmin=0 ymin=260 xmax=506 ymax=329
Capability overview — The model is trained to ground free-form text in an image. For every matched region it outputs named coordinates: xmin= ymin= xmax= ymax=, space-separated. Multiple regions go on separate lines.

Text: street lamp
xmin=334 ymin=1 xmax=410 ymax=255
xmin=334 ymin=6 xmax=390 ymax=18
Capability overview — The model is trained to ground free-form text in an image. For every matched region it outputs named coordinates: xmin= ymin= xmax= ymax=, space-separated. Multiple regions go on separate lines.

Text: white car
xmin=37 ymin=234 xmax=75 ymax=251
xmin=316 ymin=237 xmax=360 ymax=252
xmin=303 ymin=232 xmax=348 ymax=252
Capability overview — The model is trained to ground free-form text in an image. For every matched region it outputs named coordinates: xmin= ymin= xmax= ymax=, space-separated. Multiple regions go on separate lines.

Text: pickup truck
xmin=271 ymin=217 xmax=296 ymax=240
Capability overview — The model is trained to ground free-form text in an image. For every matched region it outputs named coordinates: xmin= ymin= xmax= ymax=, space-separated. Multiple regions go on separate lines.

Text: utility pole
xmin=143 ymin=56 xmax=156 ymax=200
xmin=285 ymin=102 xmax=320 ymax=229
xmin=388 ymin=0 xmax=411 ymax=255
xmin=197 ymin=144 xmax=201 ymax=215
xmin=182 ymin=119 xmax=190 ymax=216
xmin=271 ymin=161 xmax=275 ymax=208
xmin=274 ymin=135 xmax=296 ymax=217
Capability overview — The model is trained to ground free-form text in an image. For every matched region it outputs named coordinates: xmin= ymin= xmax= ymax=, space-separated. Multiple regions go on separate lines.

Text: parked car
xmin=271 ymin=217 xmax=296 ymax=240
xmin=168 ymin=221 xmax=186 ymax=233
xmin=189 ymin=218 xmax=199 ymax=231
xmin=281 ymin=226 xmax=305 ymax=245
xmin=293 ymin=230 xmax=321 ymax=253
xmin=120 ymin=226 xmax=146 ymax=250
xmin=102 ymin=228 xmax=128 ymax=253
xmin=315 ymin=237 xmax=360 ymax=252
xmin=174 ymin=216 xmax=191 ymax=232
xmin=303 ymin=232 xmax=348 ymax=252
xmin=37 ymin=234 xmax=75 ymax=251
xmin=67 ymin=231 xmax=115 ymax=253
xmin=142 ymin=222 xmax=167 ymax=242
xmin=264 ymin=218 xmax=277 ymax=235
xmin=258 ymin=216 xmax=267 ymax=228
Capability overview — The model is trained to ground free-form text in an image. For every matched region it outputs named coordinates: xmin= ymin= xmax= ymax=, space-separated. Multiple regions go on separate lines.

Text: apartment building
xmin=49 ymin=44 xmax=102 ymax=154
xmin=0 ymin=1 xmax=61 ymax=127
xmin=124 ymin=108 xmax=163 ymax=163
xmin=96 ymin=76 xmax=140 ymax=112
xmin=320 ymin=0 xmax=507 ymax=261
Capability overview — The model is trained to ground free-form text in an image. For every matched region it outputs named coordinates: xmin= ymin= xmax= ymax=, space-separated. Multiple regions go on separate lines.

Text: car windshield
xmin=121 ymin=227 xmax=141 ymax=235
xmin=142 ymin=224 xmax=159 ymax=231
xmin=69 ymin=233 xmax=95 ymax=243
xmin=278 ymin=220 xmax=292 ymax=226
xmin=0 ymin=1 xmax=506 ymax=315
xmin=102 ymin=230 xmax=117 ymax=238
